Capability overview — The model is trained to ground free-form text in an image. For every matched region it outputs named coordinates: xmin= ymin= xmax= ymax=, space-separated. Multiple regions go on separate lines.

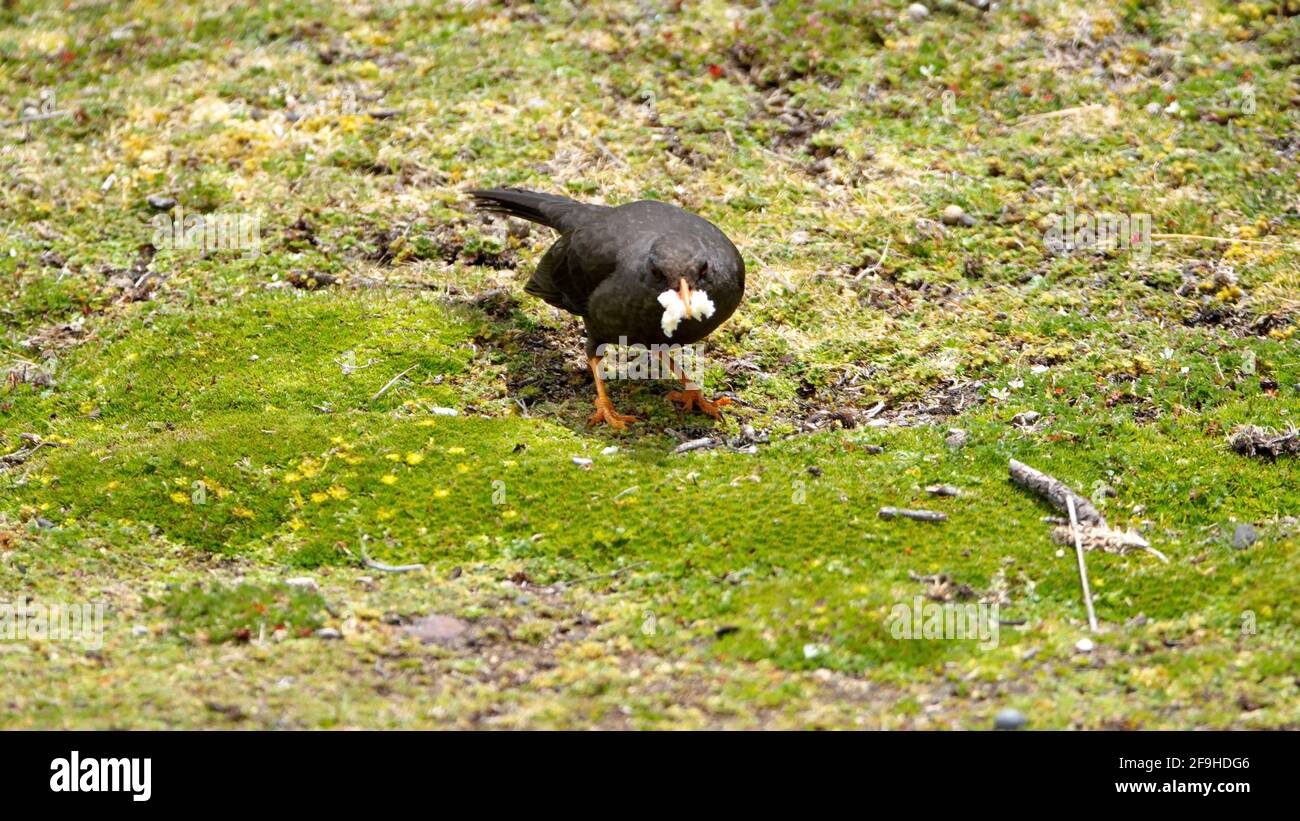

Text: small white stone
xmin=131 ymin=625 xmax=148 ymax=637
xmin=428 ymin=406 xmax=458 ymax=416
xmin=286 ymin=577 xmax=318 ymax=591
xmin=907 ymin=3 xmax=930 ymax=21
xmin=1075 ymin=637 xmax=1095 ymax=653
xmin=941 ymin=204 xmax=972 ymax=226
xmin=572 ymin=457 xmax=593 ymax=468
xmin=601 ymin=446 xmax=619 ymax=456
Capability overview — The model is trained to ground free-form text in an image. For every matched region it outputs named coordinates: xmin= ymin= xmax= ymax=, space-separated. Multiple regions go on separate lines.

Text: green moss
xmin=154 ymin=582 xmax=327 ymax=644
xmin=1 ymin=0 xmax=1297 ymax=729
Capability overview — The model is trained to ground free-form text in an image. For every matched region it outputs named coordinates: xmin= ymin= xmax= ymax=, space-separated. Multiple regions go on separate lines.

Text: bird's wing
xmin=524 ymin=235 xmax=590 ymax=315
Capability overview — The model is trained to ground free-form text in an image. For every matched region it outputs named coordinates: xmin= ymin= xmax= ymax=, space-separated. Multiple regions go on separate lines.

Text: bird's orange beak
xmin=678 ymin=279 xmax=694 ymax=319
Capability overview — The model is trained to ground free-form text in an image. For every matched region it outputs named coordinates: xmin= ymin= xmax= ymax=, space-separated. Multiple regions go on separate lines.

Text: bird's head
xmin=650 ymin=237 xmax=716 ymax=336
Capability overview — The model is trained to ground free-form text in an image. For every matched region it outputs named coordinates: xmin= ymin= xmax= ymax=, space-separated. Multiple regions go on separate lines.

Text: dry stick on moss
xmin=1151 ymin=233 xmax=1300 ymax=251
xmin=1014 ymin=104 xmax=1105 ymax=127
xmin=1067 ymin=496 xmax=1100 ymax=634
xmin=879 ymin=507 xmax=948 ymax=522
xmin=359 ymin=542 xmax=424 ymax=574
xmin=556 ymin=561 xmax=649 ymax=589
xmin=1 ymin=109 xmax=69 ymax=127
xmin=371 ymin=364 xmax=418 ymax=402
xmin=1008 ymin=459 xmax=1106 ymax=527
xmin=0 ymin=436 xmax=64 ymax=470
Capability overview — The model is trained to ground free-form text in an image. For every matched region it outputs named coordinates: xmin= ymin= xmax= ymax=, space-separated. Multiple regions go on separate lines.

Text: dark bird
xmin=470 ymin=188 xmax=745 ymax=430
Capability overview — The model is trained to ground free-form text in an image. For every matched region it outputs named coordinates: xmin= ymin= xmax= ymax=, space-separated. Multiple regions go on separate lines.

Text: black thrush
xmin=470 ymin=188 xmax=745 ymax=430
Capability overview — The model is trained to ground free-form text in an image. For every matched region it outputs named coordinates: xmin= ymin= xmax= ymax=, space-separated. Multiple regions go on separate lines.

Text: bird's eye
xmin=696 ymin=260 xmax=709 ymax=280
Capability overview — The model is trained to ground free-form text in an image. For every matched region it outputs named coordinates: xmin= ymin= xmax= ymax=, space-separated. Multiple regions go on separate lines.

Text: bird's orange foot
xmin=666 ymin=389 xmax=733 ymax=420
xmin=588 ymin=397 xmax=639 ymax=431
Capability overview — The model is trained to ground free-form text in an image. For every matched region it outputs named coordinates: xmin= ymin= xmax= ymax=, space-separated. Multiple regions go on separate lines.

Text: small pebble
xmin=572 ymin=456 xmax=593 ymax=468
xmin=315 ymin=628 xmax=342 ymax=640
xmin=131 ymin=625 xmax=149 ymax=637
xmin=926 ymin=484 xmax=961 ymax=497
xmin=906 ymin=2 xmax=930 ymax=21
xmin=1075 ymin=637 xmax=1095 ymax=653
xmin=146 ymin=194 xmax=176 ymax=210
xmin=1232 ymin=523 xmax=1257 ymax=550
xmin=601 ymin=446 xmax=619 ymax=456
xmin=994 ymin=708 xmax=1026 ymax=730
xmin=285 ymin=577 xmax=319 ymax=591
xmin=428 ymin=406 xmax=458 ymax=416
xmin=1011 ymin=410 xmax=1042 ymax=426
xmin=946 ymin=428 xmax=969 ymax=449
xmin=941 ymin=204 xmax=975 ymax=227
xmin=1145 ymin=102 xmax=1162 ymax=115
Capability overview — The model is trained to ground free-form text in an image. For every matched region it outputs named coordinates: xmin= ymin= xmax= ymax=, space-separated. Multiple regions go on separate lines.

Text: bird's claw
xmin=589 ymin=398 xmax=639 ymax=431
xmin=666 ymin=389 xmax=733 ymax=420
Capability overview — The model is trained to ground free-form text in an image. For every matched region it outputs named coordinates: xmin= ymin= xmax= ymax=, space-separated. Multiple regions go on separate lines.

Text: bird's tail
xmin=469 ymin=188 xmax=600 ymax=233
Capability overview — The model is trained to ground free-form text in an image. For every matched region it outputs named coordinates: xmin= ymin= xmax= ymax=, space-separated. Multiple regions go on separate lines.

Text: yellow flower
xmin=327 ymin=485 xmax=350 ymax=500
xmin=169 ymin=492 xmax=190 ymax=505
xmin=380 ymin=475 xmax=398 ymax=485
xmin=433 ymin=488 xmax=450 ymax=499
xmin=447 ymin=447 xmax=465 ymax=455
xmin=231 ymin=507 xmax=254 ymax=519
xmin=310 ymin=491 xmax=329 ymax=504
xmin=404 ymin=452 xmax=425 ymax=466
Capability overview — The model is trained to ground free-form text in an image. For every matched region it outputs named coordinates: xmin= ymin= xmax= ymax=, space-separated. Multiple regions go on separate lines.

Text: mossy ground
xmin=1 ymin=0 xmax=1297 ymax=728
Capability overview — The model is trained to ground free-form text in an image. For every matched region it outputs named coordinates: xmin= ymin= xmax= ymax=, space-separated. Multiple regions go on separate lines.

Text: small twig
xmin=879 ymin=507 xmax=948 ymax=522
xmin=1151 ymin=232 xmax=1300 ymax=251
xmin=371 ymin=364 xmax=418 ymax=402
xmin=0 ymin=436 xmax=64 ymax=470
xmin=1143 ymin=545 xmax=1171 ymax=564
xmin=854 ymin=238 xmax=891 ymax=282
xmin=591 ymin=136 xmax=628 ymax=167
xmin=359 ymin=543 xmax=424 ymax=573
xmin=556 ymin=561 xmax=648 ymax=588
xmin=1067 ymin=496 xmax=1100 ymax=634
xmin=674 ymin=437 xmax=720 ymax=454
xmin=1 ymin=109 xmax=69 ymax=127
xmin=1014 ymin=104 xmax=1104 ymax=127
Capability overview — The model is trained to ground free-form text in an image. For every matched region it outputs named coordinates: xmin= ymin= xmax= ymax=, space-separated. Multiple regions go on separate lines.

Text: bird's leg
xmin=587 ymin=356 xmax=639 ymax=431
xmin=659 ymin=351 xmax=733 ymax=420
